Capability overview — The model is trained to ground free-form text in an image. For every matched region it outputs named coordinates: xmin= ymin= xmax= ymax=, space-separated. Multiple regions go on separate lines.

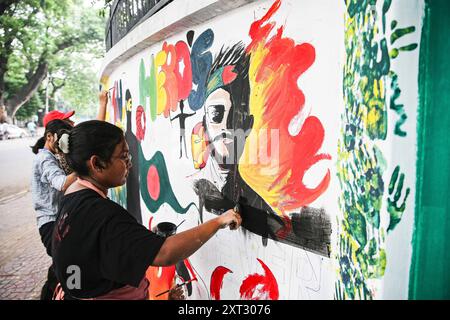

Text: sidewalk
xmin=0 ymin=191 xmax=50 ymax=300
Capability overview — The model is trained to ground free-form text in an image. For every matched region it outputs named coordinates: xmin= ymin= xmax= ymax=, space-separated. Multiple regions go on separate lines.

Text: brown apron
xmin=53 ymin=277 xmax=150 ymax=300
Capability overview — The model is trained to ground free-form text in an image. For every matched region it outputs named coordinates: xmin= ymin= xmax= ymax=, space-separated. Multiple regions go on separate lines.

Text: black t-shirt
xmin=52 ymin=189 xmax=166 ymax=299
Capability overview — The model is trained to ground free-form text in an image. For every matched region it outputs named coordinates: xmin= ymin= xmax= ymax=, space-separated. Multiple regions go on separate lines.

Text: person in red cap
xmin=43 ymin=110 xmax=75 ymax=128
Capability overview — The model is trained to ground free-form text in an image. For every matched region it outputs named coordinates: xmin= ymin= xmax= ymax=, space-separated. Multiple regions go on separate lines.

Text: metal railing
xmin=105 ymin=0 xmax=174 ymax=51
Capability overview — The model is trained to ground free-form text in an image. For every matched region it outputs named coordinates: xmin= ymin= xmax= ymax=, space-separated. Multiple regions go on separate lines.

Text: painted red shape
xmin=147 ymin=165 xmax=160 ymax=201
xmin=222 ymin=65 xmax=237 ymax=85
xmin=274 ymin=214 xmax=292 ymax=239
xmin=135 ymin=105 xmax=146 ymax=141
xmin=175 ymin=41 xmax=193 ymax=101
xmin=239 ymin=259 xmax=279 ymax=300
xmin=210 ymin=266 xmax=233 ymax=300
xmin=243 ymin=0 xmax=331 ymax=211
xmin=183 ymin=259 xmax=198 ymax=282
xmin=148 ymin=216 xmax=153 ymax=230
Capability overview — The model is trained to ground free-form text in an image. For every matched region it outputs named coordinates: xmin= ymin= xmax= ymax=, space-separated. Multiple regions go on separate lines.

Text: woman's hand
xmin=168 ymin=285 xmax=185 ymax=300
xmin=219 ymin=209 xmax=242 ymax=230
xmin=99 ymin=90 xmax=108 ymax=106
xmin=97 ymin=91 xmax=109 ymax=121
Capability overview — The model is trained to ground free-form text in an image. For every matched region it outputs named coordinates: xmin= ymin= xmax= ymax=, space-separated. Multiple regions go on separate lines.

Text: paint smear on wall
xmin=210 ymin=266 xmax=233 ymax=300
xmin=240 ymin=0 xmax=331 ymax=215
xmin=239 ymin=258 xmax=279 ymax=300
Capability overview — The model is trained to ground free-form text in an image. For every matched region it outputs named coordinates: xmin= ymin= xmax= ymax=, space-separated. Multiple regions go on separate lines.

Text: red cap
xmin=43 ymin=110 xmax=75 ymax=127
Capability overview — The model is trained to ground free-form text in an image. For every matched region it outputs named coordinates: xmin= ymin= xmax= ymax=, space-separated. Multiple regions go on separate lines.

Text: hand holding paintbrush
xmin=218 ymin=205 xmax=242 ymax=230
xmin=155 ymin=278 xmax=197 ymax=299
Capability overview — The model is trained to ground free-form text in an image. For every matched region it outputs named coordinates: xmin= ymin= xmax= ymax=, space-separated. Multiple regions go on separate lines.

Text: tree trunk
xmin=6 ymin=61 xmax=48 ymax=118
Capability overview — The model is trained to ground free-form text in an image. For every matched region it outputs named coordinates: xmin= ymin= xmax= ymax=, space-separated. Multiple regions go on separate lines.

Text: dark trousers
xmin=39 ymin=222 xmax=57 ymax=300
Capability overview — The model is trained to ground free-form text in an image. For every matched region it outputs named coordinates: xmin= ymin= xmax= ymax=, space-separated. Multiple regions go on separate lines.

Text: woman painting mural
xmin=51 ymin=120 xmax=242 ymax=300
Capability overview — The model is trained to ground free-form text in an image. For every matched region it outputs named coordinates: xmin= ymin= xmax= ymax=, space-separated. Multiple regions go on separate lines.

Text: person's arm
xmin=152 ymin=209 xmax=241 ymax=266
xmin=61 ymin=172 xmax=77 ymax=192
xmin=41 ymin=156 xmax=69 ymax=191
xmin=41 ymin=154 xmax=77 ymax=192
xmin=97 ymin=91 xmax=108 ymax=121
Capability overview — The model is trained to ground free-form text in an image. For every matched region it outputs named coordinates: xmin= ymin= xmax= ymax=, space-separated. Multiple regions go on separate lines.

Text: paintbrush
xmin=229 ymin=202 xmax=241 ymax=230
xmin=155 ymin=278 xmax=197 ymax=298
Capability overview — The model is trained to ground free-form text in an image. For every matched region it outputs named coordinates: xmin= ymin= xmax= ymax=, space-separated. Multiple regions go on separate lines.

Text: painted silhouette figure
xmin=171 ymin=100 xmax=195 ymax=158
xmin=124 ymin=89 xmax=142 ymax=224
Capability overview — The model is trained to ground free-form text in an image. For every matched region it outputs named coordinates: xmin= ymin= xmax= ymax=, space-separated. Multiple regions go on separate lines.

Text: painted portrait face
xmin=204 ymin=88 xmax=234 ymax=167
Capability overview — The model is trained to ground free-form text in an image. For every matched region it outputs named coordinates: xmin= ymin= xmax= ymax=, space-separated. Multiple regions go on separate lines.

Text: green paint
xmin=387 ymin=165 xmax=410 ymax=232
xmin=139 ymin=56 xmax=157 ymax=121
xmin=149 ymin=55 xmax=157 ymax=121
xmin=409 ymin=0 xmax=450 ymax=300
xmin=389 ymin=71 xmax=408 ymax=136
xmin=390 ymin=44 xmax=419 ymax=59
xmin=337 ymin=0 xmax=390 ymax=299
xmin=109 ymin=185 xmax=127 ymax=209
xmin=391 ymin=26 xmax=416 ymax=45
xmin=387 ymin=19 xmax=418 ymax=137
xmin=337 ymin=0 xmax=418 ymax=300
xmin=139 ymin=58 xmax=149 ymax=108
xmin=389 ymin=21 xmax=418 ymax=60
xmin=382 ymin=0 xmax=393 ymax=32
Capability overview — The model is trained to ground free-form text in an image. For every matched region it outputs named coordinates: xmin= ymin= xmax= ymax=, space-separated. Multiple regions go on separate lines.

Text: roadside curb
xmin=0 ymin=190 xmax=29 ymax=205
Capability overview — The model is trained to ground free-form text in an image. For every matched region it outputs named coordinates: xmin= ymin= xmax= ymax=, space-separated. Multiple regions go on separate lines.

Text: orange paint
xmin=240 ymin=0 xmax=330 ymax=215
xmin=161 ymin=42 xmax=179 ymax=116
xmin=146 ymin=266 xmax=176 ymax=300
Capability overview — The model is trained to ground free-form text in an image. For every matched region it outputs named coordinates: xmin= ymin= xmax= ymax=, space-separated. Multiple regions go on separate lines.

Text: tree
xmin=0 ymin=0 xmax=105 ymax=119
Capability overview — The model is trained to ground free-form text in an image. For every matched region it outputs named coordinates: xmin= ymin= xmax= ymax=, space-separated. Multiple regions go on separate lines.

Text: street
xmin=0 ymin=130 xmax=42 ymax=200
xmin=0 ymin=129 xmax=50 ymax=300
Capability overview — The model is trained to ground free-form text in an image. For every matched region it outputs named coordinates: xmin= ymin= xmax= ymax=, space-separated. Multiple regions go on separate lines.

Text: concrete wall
xmin=99 ymin=0 xmax=424 ymax=299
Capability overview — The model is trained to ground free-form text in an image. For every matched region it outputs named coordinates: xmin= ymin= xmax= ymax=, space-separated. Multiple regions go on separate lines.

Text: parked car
xmin=1 ymin=123 xmax=28 ymax=140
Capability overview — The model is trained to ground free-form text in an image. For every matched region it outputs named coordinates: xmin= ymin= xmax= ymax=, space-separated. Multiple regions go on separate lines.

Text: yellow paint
xmin=238 ymin=42 xmax=286 ymax=215
xmin=373 ymin=79 xmax=379 ymax=98
xmin=155 ymin=50 xmax=167 ymax=116
xmin=100 ymin=76 xmax=111 ymax=122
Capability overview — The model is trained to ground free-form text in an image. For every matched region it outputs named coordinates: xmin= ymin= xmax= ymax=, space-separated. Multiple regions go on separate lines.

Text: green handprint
xmin=389 ymin=71 xmax=408 ymax=137
xmin=387 ymin=20 xmax=418 ymax=137
xmin=338 ymin=0 xmax=419 ymax=300
xmin=389 ymin=20 xmax=418 ymax=59
xmin=336 ymin=232 xmax=372 ymax=300
xmin=387 ymin=165 xmax=411 ymax=232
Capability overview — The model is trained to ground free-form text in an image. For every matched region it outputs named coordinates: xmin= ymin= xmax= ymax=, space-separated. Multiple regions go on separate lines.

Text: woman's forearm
xmin=151 ymin=209 xmax=241 ymax=266
xmin=97 ymin=91 xmax=108 ymax=121
xmin=62 ymin=172 xmax=77 ymax=192
xmin=152 ymin=216 xmax=223 ymax=266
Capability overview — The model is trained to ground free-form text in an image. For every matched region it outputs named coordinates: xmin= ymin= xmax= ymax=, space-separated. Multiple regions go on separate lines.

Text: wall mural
xmin=335 ymin=0 xmax=418 ymax=300
xmin=103 ymin=0 xmax=423 ymax=299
